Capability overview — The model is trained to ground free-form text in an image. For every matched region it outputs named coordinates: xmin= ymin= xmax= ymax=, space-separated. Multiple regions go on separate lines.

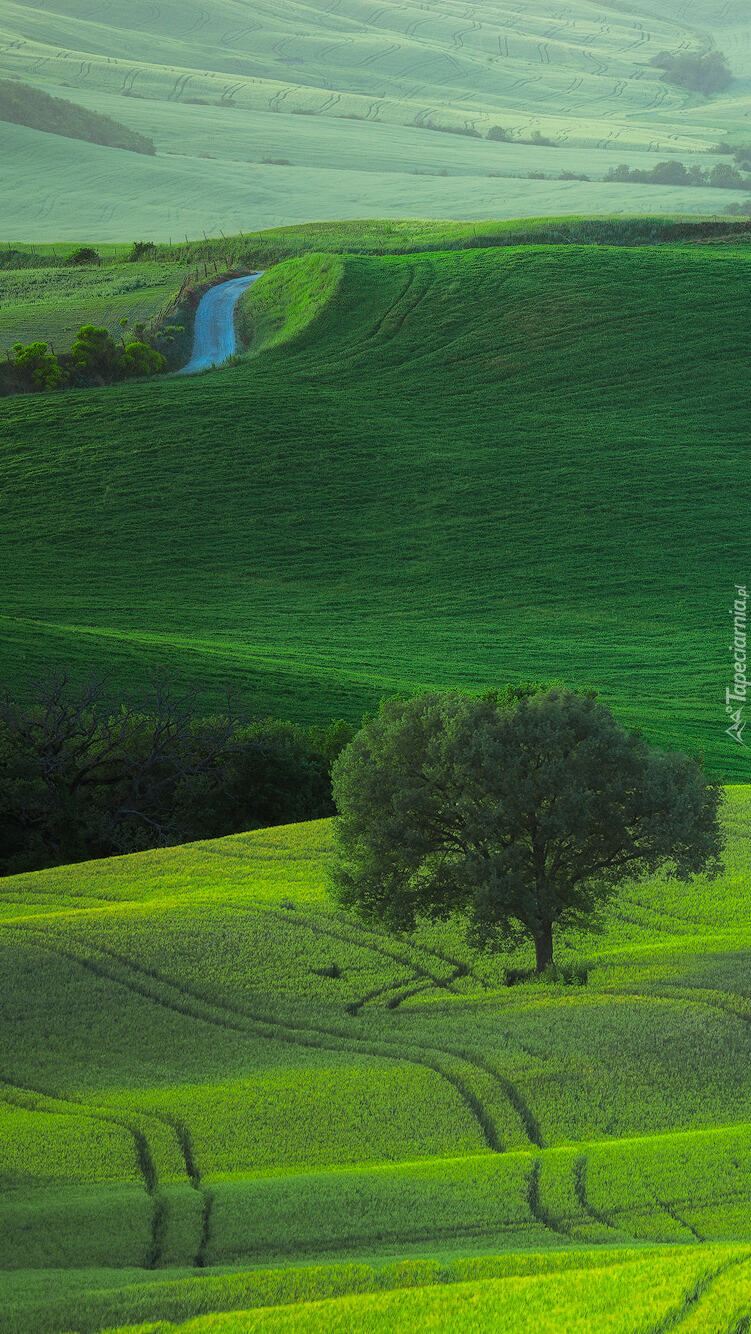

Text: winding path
xmin=177 ymin=272 xmax=262 ymax=375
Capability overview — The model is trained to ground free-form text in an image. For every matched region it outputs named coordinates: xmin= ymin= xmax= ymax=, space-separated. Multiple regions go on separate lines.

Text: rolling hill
xmin=1 ymin=225 xmax=750 ymax=777
xmin=2 ymin=0 xmax=751 ymax=238
xmin=2 ymin=785 xmax=751 ymax=1331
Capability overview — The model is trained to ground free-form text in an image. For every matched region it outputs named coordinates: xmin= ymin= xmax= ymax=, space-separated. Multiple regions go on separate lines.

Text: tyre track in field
xmin=658 ymin=1198 xmax=705 ymax=1243
xmin=367 ymin=261 xmax=436 ymax=349
xmin=327 ymin=906 xmax=488 ymax=991
xmin=526 ymin=1159 xmax=572 ymax=1240
xmin=0 ymin=1075 xmax=168 ymax=1268
xmin=2 ymin=921 xmax=509 ymax=1156
xmin=254 ymin=902 xmax=461 ymax=996
xmin=572 ymin=1154 xmax=636 ymax=1241
xmin=368 ymin=264 xmax=417 ymax=338
xmin=150 ymin=1109 xmax=214 ymax=1267
xmin=604 ymin=982 xmax=751 ymax=1037
xmin=8 ymin=919 xmax=536 ymax=1159
xmin=645 ymin=1252 xmax=751 ymax=1334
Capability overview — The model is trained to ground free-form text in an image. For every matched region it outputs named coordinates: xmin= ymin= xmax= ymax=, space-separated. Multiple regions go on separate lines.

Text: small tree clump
xmin=332 ymin=689 xmax=724 ymax=974
xmin=11 ymin=341 xmax=67 ymax=392
xmin=653 ymin=50 xmax=733 ymax=97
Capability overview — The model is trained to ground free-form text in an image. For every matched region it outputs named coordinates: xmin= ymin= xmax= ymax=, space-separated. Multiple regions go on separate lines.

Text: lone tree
xmin=331 ymin=689 xmax=724 ymax=973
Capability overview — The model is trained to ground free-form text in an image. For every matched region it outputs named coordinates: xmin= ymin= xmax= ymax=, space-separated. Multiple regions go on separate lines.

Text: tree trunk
xmin=534 ymin=922 xmax=554 ymax=974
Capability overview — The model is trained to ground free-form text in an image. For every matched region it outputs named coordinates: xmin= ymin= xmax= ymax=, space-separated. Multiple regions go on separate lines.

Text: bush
xmin=128 ymin=240 xmax=157 ymax=261
xmin=67 ymin=246 xmax=101 ymax=267
xmin=70 ymin=324 xmax=120 ymax=378
xmin=69 ymin=324 xmax=168 ymax=385
xmin=487 ymin=126 xmax=512 ymax=142
xmin=530 ymin=130 xmax=558 ymax=148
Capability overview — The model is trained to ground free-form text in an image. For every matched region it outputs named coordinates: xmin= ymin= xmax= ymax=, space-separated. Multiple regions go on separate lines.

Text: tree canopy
xmin=332 ymin=689 xmax=724 ymax=973
xmin=653 ymin=50 xmax=733 ymax=97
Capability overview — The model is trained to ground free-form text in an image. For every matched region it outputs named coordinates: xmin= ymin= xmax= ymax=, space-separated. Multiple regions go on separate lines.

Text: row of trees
xmin=0 ymin=676 xmax=353 ymax=875
xmin=0 ymin=78 xmax=156 ymax=154
xmin=606 ymin=160 xmax=751 ymax=191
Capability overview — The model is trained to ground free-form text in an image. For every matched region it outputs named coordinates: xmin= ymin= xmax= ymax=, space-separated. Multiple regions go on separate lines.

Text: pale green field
xmin=1 ymin=0 xmax=751 ymax=239
xmin=0 ymin=119 xmax=741 ymax=243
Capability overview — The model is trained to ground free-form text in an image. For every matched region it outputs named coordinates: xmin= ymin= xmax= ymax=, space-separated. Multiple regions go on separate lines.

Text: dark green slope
xmin=1 ymin=243 xmax=750 ymax=775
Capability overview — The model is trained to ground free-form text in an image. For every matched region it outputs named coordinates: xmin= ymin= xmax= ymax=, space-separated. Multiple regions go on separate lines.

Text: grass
xmin=0 ymin=261 xmax=183 ymax=355
xmin=97 ymin=1249 xmax=751 ymax=1332
xmin=3 ymin=788 xmax=751 ymax=1329
xmin=1 ymin=235 xmax=750 ymax=775
xmin=2 ymin=0 xmax=751 ymax=238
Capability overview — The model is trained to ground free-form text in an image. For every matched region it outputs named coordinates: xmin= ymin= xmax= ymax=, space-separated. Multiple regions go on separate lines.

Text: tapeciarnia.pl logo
xmin=725 ymin=584 xmax=748 ymax=746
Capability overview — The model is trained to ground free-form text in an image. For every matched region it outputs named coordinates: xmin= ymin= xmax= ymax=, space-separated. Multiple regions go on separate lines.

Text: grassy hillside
xmin=2 ymin=0 xmax=751 ymax=238
xmin=1 ymin=235 xmax=749 ymax=776
xmin=2 ymin=787 xmax=751 ymax=1331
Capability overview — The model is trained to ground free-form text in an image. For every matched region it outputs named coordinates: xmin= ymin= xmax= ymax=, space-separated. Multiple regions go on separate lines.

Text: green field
xmin=2 ymin=0 xmax=751 ymax=238
xmin=3 ymin=785 xmax=751 ymax=1331
xmin=0 ymin=261 xmax=183 ymax=356
xmin=1 ymin=229 xmax=750 ymax=776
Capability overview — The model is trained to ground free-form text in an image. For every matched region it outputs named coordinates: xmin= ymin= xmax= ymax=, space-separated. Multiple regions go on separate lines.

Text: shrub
xmin=66 ymin=246 xmax=101 ymax=267
xmin=530 ymin=130 xmax=557 ymax=148
xmin=605 ymin=161 xmax=751 ymax=191
xmin=487 ymin=126 xmax=512 ymax=142
xmin=69 ymin=324 xmax=168 ymax=384
xmin=422 ymin=120 xmax=481 ymax=138
xmin=128 ymin=240 xmax=157 ymax=261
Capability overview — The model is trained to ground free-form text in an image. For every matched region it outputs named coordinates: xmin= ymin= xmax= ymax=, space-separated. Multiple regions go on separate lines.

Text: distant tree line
xmin=0 ymin=78 xmax=156 ymax=154
xmin=606 ymin=158 xmax=751 ymax=191
xmin=652 ymin=50 xmax=733 ymax=97
xmin=0 ymin=676 xmax=354 ymax=876
xmin=487 ymin=126 xmax=558 ymax=148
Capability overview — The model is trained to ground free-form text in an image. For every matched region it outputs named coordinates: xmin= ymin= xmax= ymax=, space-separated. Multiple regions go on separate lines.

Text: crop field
xmin=1 ymin=232 xmax=750 ymax=775
xmin=1 ymin=0 xmax=751 ymax=238
xmin=0 ymin=261 xmax=183 ymax=355
xmin=2 ymin=785 xmax=751 ymax=1331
